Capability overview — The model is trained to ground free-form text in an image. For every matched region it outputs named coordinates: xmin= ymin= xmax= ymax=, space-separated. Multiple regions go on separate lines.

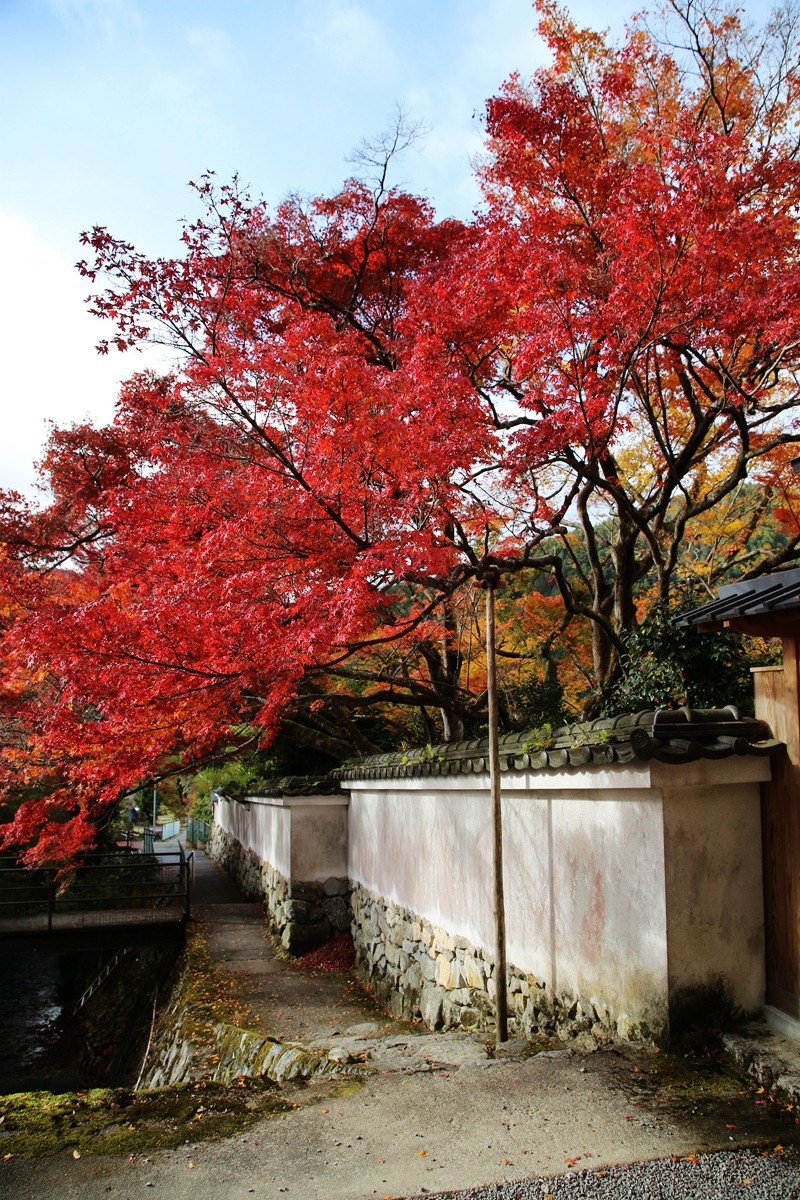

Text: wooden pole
xmin=485 ymin=576 xmax=509 ymax=1045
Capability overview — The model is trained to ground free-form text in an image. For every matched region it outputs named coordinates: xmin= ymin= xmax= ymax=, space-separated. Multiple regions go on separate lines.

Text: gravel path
xmin=431 ymin=1147 xmax=800 ymax=1199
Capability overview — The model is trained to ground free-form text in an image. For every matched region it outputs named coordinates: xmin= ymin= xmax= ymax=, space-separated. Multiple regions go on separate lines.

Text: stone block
xmin=323 ymin=877 xmax=349 ymax=896
xmin=420 ymin=984 xmax=445 ymax=1030
xmin=435 ymin=955 xmax=453 ymax=989
xmin=321 ymin=895 xmax=350 ymax=930
xmin=462 ymin=954 xmax=485 ymax=989
xmin=432 ymin=926 xmax=455 ymax=953
xmin=291 ymin=881 xmax=324 ymax=902
xmin=441 ymin=998 xmax=462 ymax=1028
xmin=419 ymin=954 xmax=436 ymax=982
xmin=405 ymin=961 xmax=423 ymax=993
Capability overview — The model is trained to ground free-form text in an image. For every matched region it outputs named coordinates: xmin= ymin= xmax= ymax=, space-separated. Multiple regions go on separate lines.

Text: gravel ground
xmin=431 ymin=1147 xmax=800 ymax=1199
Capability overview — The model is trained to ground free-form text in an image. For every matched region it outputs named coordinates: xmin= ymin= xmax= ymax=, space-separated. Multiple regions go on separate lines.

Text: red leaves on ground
xmin=293 ymin=934 xmax=356 ymax=973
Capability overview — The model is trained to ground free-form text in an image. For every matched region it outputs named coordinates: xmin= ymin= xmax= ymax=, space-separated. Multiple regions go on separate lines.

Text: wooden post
xmin=485 ymin=575 xmax=509 ymax=1045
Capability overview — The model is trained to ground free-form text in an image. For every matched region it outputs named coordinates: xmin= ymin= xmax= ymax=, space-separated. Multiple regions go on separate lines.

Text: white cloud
xmin=47 ymin=0 xmax=141 ymax=39
xmin=307 ymin=1 xmax=394 ymax=73
xmin=0 ymin=212 xmax=167 ymax=496
xmin=186 ymin=25 xmax=235 ymax=73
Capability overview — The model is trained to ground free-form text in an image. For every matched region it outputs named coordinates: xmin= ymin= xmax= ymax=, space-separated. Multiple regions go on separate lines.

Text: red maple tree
xmin=3 ymin=0 xmax=800 ymax=862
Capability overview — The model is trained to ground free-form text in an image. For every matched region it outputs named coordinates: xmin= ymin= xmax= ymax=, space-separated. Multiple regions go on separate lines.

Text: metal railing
xmin=186 ymin=816 xmax=211 ymax=847
xmin=0 ymin=850 xmax=191 ymax=937
xmin=73 ymin=947 xmax=130 ymax=1013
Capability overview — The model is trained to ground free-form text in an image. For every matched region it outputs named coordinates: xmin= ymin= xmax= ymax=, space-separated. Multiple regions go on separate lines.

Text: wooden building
xmin=681 ymin=567 xmax=800 ymax=1033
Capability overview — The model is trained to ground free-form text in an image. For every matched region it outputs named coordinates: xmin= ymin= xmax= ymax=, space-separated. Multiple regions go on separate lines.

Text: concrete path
xmin=3 ymin=848 xmax=800 ymax=1198
xmin=190 ymin=847 xmax=402 ymax=1048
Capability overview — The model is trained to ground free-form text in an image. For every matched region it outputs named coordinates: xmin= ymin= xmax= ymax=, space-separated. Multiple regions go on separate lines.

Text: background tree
xmin=435 ymin=0 xmax=800 ymax=702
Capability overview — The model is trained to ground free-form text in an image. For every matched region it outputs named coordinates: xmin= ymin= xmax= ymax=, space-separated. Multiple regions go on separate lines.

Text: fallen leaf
xmin=187 ymin=1162 xmax=196 ymax=1169
xmin=685 ymin=1154 xmax=699 ymax=1165
xmin=418 ymin=1149 xmax=428 ymax=1158
xmin=775 ymin=1145 xmax=785 ymax=1154
xmin=500 ymin=1158 xmax=512 ymax=1166
xmin=72 ymin=1150 xmax=81 ymax=1160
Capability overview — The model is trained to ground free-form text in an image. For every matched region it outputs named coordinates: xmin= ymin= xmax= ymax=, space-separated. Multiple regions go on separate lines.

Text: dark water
xmin=0 ymin=949 xmax=94 ymax=1092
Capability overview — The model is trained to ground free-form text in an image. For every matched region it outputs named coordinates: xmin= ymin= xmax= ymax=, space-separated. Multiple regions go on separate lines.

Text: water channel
xmin=0 ymin=945 xmax=174 ymax=1093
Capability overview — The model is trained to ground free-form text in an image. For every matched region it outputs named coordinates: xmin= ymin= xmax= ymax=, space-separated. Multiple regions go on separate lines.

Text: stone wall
xmin=207 ymin=822 xmax=350 ymax=953
xmin=350 ymin=883 xmax=618 ymax=1042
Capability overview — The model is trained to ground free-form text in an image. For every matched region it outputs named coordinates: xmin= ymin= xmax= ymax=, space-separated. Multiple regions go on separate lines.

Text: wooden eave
xmin=697 ymin=615 xmax=800 ymax=639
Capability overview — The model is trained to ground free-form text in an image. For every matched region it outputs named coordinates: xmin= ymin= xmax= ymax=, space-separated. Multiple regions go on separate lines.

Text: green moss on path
xmin=0 ymin=1078 xmax=289 ymax=1159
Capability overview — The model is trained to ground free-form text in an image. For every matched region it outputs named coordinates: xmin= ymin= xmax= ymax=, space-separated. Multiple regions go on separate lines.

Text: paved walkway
xmin=190 ymin=848 xmax=399 ymax=1049
xmin=4 ymin=848 xmax=800 ymax=1198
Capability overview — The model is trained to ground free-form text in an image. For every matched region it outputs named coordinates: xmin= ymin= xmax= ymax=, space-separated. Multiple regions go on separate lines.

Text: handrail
xmin=0 ymin=850 xmax=190 ymax=937
xmin=73 ymin=947 xmax=130 ymax=1013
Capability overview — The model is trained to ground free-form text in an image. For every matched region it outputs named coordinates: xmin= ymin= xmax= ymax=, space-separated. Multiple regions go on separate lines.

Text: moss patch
xmin=326 ymin=1076 xmax=365 ymax=1100
xmin=0 ymin=1078 xmax=289 ymax=1159
xmin=611 ymin=1045 xmax=800 ymax=1152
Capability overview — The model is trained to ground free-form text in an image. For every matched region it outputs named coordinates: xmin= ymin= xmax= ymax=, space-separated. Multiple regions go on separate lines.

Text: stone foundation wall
xmin=207 ymin=824 xmax=263 ymax=897
xmin=351 ymin=882 xmax=632 ymax=1042
xmin=207 ymin=825 xmax=351 ymax=953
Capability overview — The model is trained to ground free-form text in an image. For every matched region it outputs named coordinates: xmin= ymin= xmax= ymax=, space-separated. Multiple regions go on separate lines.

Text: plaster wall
xmin=214 ymin=794 xmax=348 ymax=882
xmin=347 ymin=787 xmax=493 ymax=950
xmin=502 ymin=791 xmax=670 ymax=1032
xmin=214 ymin=796 xmax=291 ymax=877
xmin=348 ymin=779 xmax=671 ymax=1032
xmin=662 ymin=780 xmax=766 ymax=1018
xmin=347 ymin=757 xmax=769 ymax=1036
xmin=289 ymin=802 xmax=349 ymax=880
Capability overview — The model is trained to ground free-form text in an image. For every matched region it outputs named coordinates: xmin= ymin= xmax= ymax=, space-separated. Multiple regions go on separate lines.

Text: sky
xmin=0 ymin=0 xmax=774 ymax=496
